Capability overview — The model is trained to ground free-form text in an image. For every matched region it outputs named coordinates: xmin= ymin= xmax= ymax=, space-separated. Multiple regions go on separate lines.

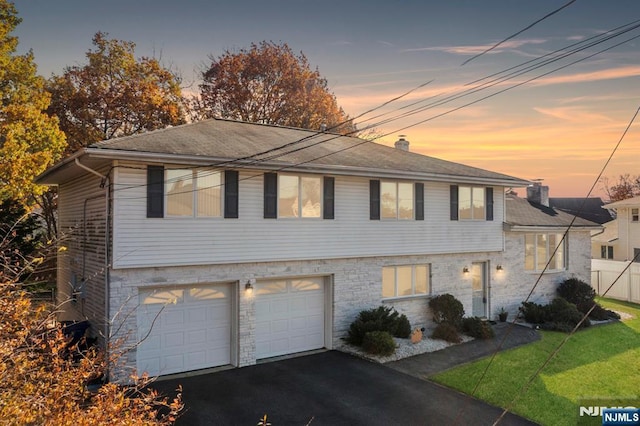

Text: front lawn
xmin=432 ymin=297 xmax=640 ymax=426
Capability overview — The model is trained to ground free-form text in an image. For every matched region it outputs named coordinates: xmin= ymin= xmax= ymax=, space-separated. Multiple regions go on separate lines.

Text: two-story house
xmin=592 ymin=196 xmax=640 ymax=262
xmin=36 ymin=119 xmax=595 ymax=379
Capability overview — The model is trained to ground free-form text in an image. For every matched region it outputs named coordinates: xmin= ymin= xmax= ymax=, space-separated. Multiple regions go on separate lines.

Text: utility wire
xmin=461 ymin=0 xmax=577 ymax=66
xmin=452 ymin=105 xmax=640 ymax=425
xmin=109 ymin=19 xmax=640 ymax=200
xmin=492 ymin=249 xmax=640 ymax=426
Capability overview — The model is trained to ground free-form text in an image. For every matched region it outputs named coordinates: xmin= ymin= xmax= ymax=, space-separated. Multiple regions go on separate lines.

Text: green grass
xmin=432 ymin=297 xmax=640 ymax=426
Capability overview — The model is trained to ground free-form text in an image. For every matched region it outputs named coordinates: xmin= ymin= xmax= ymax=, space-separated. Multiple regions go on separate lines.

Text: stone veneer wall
xmin=107 ymin=229 xmax=592 ymax=379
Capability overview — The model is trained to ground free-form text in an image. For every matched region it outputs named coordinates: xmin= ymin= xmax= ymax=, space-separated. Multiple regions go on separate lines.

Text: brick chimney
xmin=394 ymin=135 xmax=410 ymax=151
xmin=527 ymin=181 xmax=549 ymax=207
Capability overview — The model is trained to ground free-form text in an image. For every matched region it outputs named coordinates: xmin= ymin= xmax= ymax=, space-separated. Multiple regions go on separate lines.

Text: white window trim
xmin=525 ymin=233 xmax=566 ymax=272
xmin=380 ymin=181 xmax=414 ymax=220
xmin=277 ymin=174 xmax=323 ymax=219
xmin=458 ymin=186 xmax=486 ymax=221
xmin=631 ymin=208 xmax=639 ymax=222
xmin=165 ymin=169 xmax=223 ymax=218
xmin=381 ymin=264 xmax=430 ymax=300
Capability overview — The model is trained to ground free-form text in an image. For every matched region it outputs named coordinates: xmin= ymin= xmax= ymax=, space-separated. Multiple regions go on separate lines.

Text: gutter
xmin=84 ymin=148 xmax=532 ymax=188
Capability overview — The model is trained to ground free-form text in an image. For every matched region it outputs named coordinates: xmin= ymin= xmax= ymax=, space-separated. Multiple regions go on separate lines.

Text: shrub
xmin=557 ymin=278 xmax=617 ymax=321
xmin=462 ymin=316 xmax=495 ymax=339
xmin=431 ymin=323 xmax=461 ymax=343
xmin=429 ymin=294 xmax=464 ymax=330
xmin=346 ymin=306 xmax=411 ymax=345
xmin=557 ymin=278 xmax=595 ymax=306
xmin=519 ymin=301 xmax=546 ymax=324
xmin=362 ymin=331 xmax=396 ymax=356
xmin=395 ymin=314 xmax=412 ymax=338
xmin=546 ymin=297 xmax=590 ymax=329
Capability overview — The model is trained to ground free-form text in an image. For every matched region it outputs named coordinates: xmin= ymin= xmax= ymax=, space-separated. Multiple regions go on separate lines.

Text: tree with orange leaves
xmin=198 ymin=41 xmax=356 ymax=135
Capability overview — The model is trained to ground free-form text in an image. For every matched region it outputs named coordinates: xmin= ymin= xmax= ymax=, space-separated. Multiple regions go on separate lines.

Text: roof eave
xmin=504 ymin=223 xmax=603 ymax=232
xmin=84 ymin=148 xmax=531 ymax=187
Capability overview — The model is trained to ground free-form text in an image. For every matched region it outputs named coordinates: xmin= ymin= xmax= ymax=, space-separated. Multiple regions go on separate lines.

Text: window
xmin=380 ymin=181 xmax=414 ymax=219
xmin=450 ymin=185 xmax=493 ymax=221
xmin=382 ymin=264 xmax=430 ymax=298
xmin=147 ymin=166 xmax=238 ymax=219
xmin=459 ymin=186 xmax=485 ymax=220
xmin=632 ymin=208 xmax=639 ymax=222
xmin=370 ymin=180 xmax=423 ymax=220
xmin=166 ymin=169 xmax=221 ymax=217
xmin=264 ymin=173 xmax=334 ymax=219
xmin=524 ymin=233 xmax=565 ymax=271
xmin=278 ymin=174 xmax=322 ymax=218
xmin=600 ymin=245 xmax=614 ymax=260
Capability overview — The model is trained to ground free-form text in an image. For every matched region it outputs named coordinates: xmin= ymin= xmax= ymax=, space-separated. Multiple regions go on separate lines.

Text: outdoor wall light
xmin=462 ymin=266 xmax=470 ymax=274
xmin=245 ymin=280 xmax=254 ymax=294
xmin=496 ymin=265 xmax=504 ymax=271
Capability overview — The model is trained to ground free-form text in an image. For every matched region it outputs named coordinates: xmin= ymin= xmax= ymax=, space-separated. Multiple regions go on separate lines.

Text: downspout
xmin=75 ymin=158 xmax=111 ymax=379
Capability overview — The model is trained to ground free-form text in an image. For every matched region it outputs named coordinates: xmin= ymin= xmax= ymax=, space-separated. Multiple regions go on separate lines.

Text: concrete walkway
xmin=386 ymin=322 xmax=541 ymax=379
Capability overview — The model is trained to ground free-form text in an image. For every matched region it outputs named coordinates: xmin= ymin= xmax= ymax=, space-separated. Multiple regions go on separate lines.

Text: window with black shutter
xmin=415 ymin=183 xmax=424 ymax=221
xmin=224 ymin=170 xmax=239 ymax=219
xmin=370 ymin=180 xmax=380 ymax=220
xmin=147 ymin=165 xmax=164 ymax=218
xmin=264 ymin=172 xmax=278 ymax=219
xmin=323 ymin=176 xmax=335 ymax=220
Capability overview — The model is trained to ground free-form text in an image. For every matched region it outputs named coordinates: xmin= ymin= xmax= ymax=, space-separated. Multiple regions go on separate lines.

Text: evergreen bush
xmin=431 ymin=322 xmax=461 ymax=343
xmin=462 ymin=316 xmax=495 ymax=339
xmin=362 ymin=331 xmax=396 ymax=356
xmin=428 ymin=294 xmax=464 ymax=330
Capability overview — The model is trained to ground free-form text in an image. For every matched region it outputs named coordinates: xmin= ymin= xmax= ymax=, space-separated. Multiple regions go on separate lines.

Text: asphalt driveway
xmin=151 ymin=350 xmax=536 ymax=425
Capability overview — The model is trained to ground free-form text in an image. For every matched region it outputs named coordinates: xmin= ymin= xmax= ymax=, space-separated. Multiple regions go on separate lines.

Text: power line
xmin=461 ymin=0 xmax=577 ymax=66
xmin=452 ymin=104 xmax=640 ymax=425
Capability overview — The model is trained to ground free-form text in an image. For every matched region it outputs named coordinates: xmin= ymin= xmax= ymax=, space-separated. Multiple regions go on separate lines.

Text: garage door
xmin=255 ymin=277 xmax=326 ymax=359
xmin=137 ymin=284 xmax=232 ymax=376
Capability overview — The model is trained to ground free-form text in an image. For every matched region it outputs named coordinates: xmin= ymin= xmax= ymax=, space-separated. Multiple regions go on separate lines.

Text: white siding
xmin=112 ymin=163 xmax=506 ymax=269
xmin=57 ymin=169 xmax=109 ymax=338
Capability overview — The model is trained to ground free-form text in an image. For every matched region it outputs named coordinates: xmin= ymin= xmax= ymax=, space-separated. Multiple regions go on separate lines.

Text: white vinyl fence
xmin=591 ymin=259 xmax=640 ymax=304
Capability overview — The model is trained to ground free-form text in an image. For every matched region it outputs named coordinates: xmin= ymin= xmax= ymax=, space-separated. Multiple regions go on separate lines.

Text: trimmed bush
xmin=462 ymin=316 xmax=495 ymax=339
xmin=431 ymin=323 xmax=461 ymax=343
xmin=346 ymin=306 xmax=411 ymax=346
xmin=557 ymin=278 xmax=618 ymax=321
xmin=362 ymin=331 xmax=396 ymax=356
xmin=520 ymin=298 xmax=590 ymax=332
xmin=429 ymin=294 xmax=464 ymax=330
xmin=546 ymin=297 xmax=590 ymax=329
xmin=395 ymin=314 xmax=412 ymax=338
xmin=557 ymin=278 xmax=595 ymax=306
xmin=519 ymin=302 xmax=546 ymax=324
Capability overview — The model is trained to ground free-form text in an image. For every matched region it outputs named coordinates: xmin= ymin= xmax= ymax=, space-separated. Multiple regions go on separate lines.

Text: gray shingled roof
xmin=86 ymin=118 xmax=528 ymax=185
xmin=506 ymin=195 xmax=600 ymax=228
xmin=548 ymin=197 xmax=613 ymax=224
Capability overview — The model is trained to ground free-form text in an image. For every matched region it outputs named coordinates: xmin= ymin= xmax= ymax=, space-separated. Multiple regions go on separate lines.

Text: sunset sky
xmin=14 ymin=0 xmax=640 ymax=197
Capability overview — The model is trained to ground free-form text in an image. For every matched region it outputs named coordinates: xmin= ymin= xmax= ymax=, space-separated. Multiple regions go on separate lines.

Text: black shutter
xmin=147 ymin=165 xmax=164 ymax=218
xmin=224 ymin=170 xmax=239 ymax=219
xmin=370 ymin=180 xmax=380 ymax=220
xmin=264 ymin=172 xmax=277 ymax=219
xmin=415 ymin=182 xmax=424 ymax=220
xmin=450 ymin=185 xmax=459 ymax=221
xmin=323 ymin=176 xmax=335 ymax=220
xmin=486 ymin=187 xmax=494 ymax=221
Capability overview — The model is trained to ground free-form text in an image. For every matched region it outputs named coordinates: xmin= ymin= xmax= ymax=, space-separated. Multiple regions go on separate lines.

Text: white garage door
xmin=255 ymin=276 xmax=326 ymax=359
xmin=137 ymin=284 xmax=232 ymax=376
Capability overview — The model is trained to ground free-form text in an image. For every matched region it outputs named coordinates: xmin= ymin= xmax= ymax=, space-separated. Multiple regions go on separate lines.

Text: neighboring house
xmin=592 ymin=196 xmax=640 ymax=262
xmin=549 ymin=197 xmax=614 ymax=224
xmin=36 ymin=118 xmax=593 ymax=379
xmin=502 ymin=184 xmax=601 ymax=316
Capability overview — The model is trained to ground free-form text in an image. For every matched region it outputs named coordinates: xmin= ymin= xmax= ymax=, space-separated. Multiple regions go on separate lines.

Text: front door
xmin=471 ymin=262 xmax=488 ymax=318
